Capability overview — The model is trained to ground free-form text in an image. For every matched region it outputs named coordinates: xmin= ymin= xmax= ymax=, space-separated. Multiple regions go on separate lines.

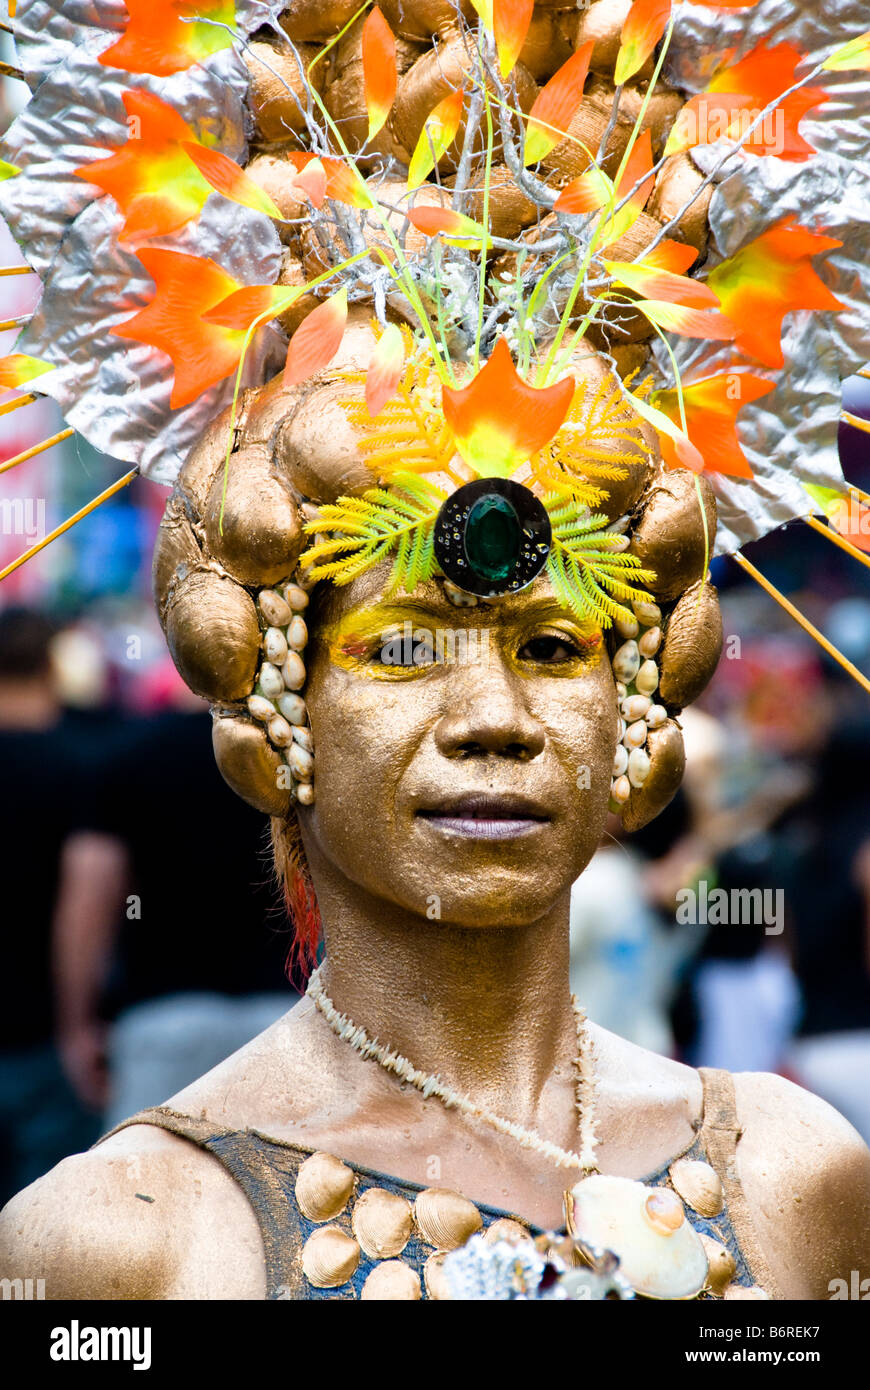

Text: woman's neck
xmin=308 ymin=851 xmax=578 ymax=1128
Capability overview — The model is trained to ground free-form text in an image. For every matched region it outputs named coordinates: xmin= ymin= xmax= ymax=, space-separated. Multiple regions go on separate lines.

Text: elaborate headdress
xmin=2 ymin=0 xmax=869 ymax=959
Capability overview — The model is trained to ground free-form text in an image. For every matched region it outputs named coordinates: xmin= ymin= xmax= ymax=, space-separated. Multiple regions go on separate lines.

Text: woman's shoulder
xmin=0 ymin=1117 xmax=267 ymax=1299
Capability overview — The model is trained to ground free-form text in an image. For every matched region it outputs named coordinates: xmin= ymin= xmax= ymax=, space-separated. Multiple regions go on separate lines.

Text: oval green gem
xmin=464 ymin=494 xmax=521 ymax=582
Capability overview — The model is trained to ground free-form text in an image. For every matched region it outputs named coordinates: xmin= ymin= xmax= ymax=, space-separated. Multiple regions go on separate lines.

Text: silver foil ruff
xmin=664 ymin=0 xmax=870 ymax=554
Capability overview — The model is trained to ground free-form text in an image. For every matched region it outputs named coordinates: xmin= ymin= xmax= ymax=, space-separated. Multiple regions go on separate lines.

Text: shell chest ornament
xmin=0 ymin=0 xmax=868 ymax=1303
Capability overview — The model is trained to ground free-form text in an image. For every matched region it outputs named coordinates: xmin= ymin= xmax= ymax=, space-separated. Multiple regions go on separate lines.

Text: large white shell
xmin=351 ymin=1188 xmax=413 ymax=1260
xmin=300 ymin=1227 xmax=360 ymax=1288
xmin=414 ymin=1188 xmax=483 ymax=1251
xmin=569 ymin=1174 xmax=708 ymax=1299
xmin=295 ymin=1151 xmax=355 ymax=1222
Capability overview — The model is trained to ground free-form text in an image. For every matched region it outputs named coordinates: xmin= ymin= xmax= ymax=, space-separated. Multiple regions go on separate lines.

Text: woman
xmin=1 ymin=0 xmax=869 ymax=1300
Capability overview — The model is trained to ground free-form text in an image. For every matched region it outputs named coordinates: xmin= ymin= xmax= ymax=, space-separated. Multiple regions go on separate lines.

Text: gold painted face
xmin=299 ymin=562 xmax=618 ymax=929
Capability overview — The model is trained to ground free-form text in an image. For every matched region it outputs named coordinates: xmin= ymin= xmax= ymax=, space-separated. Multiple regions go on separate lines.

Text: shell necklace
xmin=306 ymin=965 xmax=600 ymax=1174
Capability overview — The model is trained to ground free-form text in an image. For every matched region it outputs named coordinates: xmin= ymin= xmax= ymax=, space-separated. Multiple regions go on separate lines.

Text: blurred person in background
xmin=53 ymin=673 xmax=299 ymax=1130
xmin=0 ymin=607 xmax=101 ymax=1207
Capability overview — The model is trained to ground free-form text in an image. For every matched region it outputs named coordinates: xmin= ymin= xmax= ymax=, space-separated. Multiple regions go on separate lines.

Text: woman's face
xmin=299 ymin=563 xmax=617 ymax=928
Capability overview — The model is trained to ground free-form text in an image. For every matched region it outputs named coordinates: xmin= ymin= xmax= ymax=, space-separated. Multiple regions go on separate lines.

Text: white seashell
xmin=423 ymin=1251 xmax=452 ymax=1300
xmin=645 ymin=704 xmax=667 ymax=728
xmin=281 ymin=652 xmax=306 ymax=690
xmin=352 ymin=1188 xmax=413 ymax=1259
xmin=614 ymin=613 xmax=639 ymax=640
xmin=669 ymin=1159 xmax=724 ymax=1218
xmin=628 ymin=747 xmax=651 ymax=787
xmin=632 ymin=599 xmax=662 ymax=626
xmin=263 ymin=627 xmax=289 ymax=664
xmin=301 ymin=1227 xmax=360 ymax=1288
xmin=723 ymin=1283 xmax=770 ymax=1300
xmin=292 ymin=726 xmax=314 ymax=753
xmin=699 ymin=1234 xmax=736 ymax=1295
xmin=623 ymin=720 xmax=648 ymax=749
xmin=296 ymin=782 xmax=315 ymax=806
xmin=635 ymin=659 xmax=659 ymax=695
xmin=360 ymin=1260 xmax=421 ymax=1301
xmin=612 ymin=640 xmax=641 ymax=684
xmin=259 ymin=589 xmax=293 ymax=626
xmin=277 ymin=692 xmax=307 ymax=725
xmin=622 ymin=694 xmax=651 ymax=722
xmin=611 ymin=775 xmax=631 ymax=805
xmin=287 ymin=615 xmax=308 ymax=651
xmin=267 ymin=714 xmax=293 ymax=748
xmin=282 ymin=583 xmax=309 ymax=612
xmin=443 ymin=579 xmax=479 ymax=607
xmin=617 ymin=717 xmax=626 ymax=741
xmin=638 ymin=625 xmax=662 ymax=658
xmin=258 ymin=662 xmax=285 ymax=699
xmin=295 ymin=1151 xmax=355 ymax=1222
xmin=569 ymin=1175 xmax=708 ymax=1300
xmin=414 ymin=1188 xmax=482 ymax=1251
xmin=247 ymin=694 xmax=276 ymax=722
xmin=288 ymin=743 xmax=314 ymax=781
xmin=612 ymin=745 xmax=629 ymax=778
xmin=615 ymin=682 xmax=627 ymax=699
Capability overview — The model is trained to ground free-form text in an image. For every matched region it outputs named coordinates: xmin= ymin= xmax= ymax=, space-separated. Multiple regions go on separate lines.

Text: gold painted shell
xmin=699 ymin=1235 xmax=736 ymax=1296
xmin=351 ymin=1188 xmax=413 ymax=1259
xmin=300 ymin=1227 xmax=360 ymax=1289
xmin=295 ymin=1151 xmax=355 ymax=1222
xmin=423 ymin=1251 xmax=452 ymax=1301
xmin=413 ymin=1188 xmax=483 ymax=1251
xmin=360 ymin=1260 xmax=422 ymax=1301
xmin=569 ymin=1174 xmax=708 ymax=1300
xmin=483 ymin=1218 xmax=533 ymax=1247
xmin=669 ymin=1159 xmax=724 ymax=1219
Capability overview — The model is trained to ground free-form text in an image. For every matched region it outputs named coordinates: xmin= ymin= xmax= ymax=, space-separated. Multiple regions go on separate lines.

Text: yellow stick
xmin=0 ymin=266 xmax=33 ymax=276
xmin=0 ymin=427 xmax=73 ymax=475
xmin=733 ymin=552 xmax=870 ymax=696
xmin=858 ymin=366 xmax=870 ymax=381
xmin=0 ymin=316 xmax=30 ymax=331
xmin=802 ymin=514 xmax=870 ymax=573
xmin=0 ymin=469 xmax=138 ymax=583
xmin=842 ymin=410 xmax=870 ymax=437
xmin=0 ymin=391 xmax=36 ymax=418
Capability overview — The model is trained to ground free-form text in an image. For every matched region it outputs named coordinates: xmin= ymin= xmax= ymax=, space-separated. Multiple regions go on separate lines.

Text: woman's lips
xmin=417 ymin=794 xmax=550 ymax=840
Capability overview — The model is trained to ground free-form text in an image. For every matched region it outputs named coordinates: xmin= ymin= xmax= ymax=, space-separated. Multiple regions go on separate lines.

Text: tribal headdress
xmin=2 ymin=0 xmax=869 ymax=958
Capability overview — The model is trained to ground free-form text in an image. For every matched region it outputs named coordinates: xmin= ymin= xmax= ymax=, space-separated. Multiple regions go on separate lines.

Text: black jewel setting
xmin=433 ymin=478 xmax=552 ymax=598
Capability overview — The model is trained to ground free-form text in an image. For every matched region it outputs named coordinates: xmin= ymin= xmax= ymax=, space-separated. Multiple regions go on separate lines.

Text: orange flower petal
xmin=407 ymin=87 xmax=464 ymax=190
xmin=284 ymin=287 xmax=348 ymax=388
xmin=0 ymin=354 xmax=53 ymax=392
xmin=494 ymin=0 xmax=535 ymax=80
xmin=365 ymin=323 xmax=405 ymax=417
xmin=615 ymin=0 xmax=671 ymax=87
xmin=524 ymin=40 xmax=594 ymax=166
xmin=111 ymin=249 xmax=245 ymax=409
xmin=602 ymin=257 xmax=718 ymax=307
xmin=74 ymin=90 xmax=211 ymax=242
xmin=822 ymin=30 xmax=870 ymax=72
xmin=285 ymin=153 xmax=373 ymax=209
xmin=406 ymin=206 xmax=490 ymax=247
xmin=628 ymin=390 xmax=706 ymax=473
xmin=705 ymin=219 xmax=843 ymax=368
xmin=441 ymin=338 xmax=575 ymax=476
xmin=202 ymin=284 xmax=300 ymax=331
xmin=650 ymin=373 xmax=775 ymax=477
xmin=633 ymin=300 xmax=737 ymax=340
xmin=99 ymin=0 xmax=236 ymax=76
xmin=362 ymin=7 xmax=397 ymax=141
xmin=292 ymin=156 xmax=328 ymax=209
xmin=180 ymin=141 xmax=282 ymax=218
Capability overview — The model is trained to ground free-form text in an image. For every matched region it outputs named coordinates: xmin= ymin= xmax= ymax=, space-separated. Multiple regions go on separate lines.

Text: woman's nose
xmin=433 ymin=666 xmax=546 ymax=762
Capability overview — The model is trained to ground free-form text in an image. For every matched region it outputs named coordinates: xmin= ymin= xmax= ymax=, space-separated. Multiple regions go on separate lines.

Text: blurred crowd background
xmin=1 ymin=52 xmax=869 ymax=1202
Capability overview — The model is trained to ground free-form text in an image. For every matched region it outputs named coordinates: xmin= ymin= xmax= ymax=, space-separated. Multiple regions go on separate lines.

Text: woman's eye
xmin=518 ymin=634 xmax=583 ymax=664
